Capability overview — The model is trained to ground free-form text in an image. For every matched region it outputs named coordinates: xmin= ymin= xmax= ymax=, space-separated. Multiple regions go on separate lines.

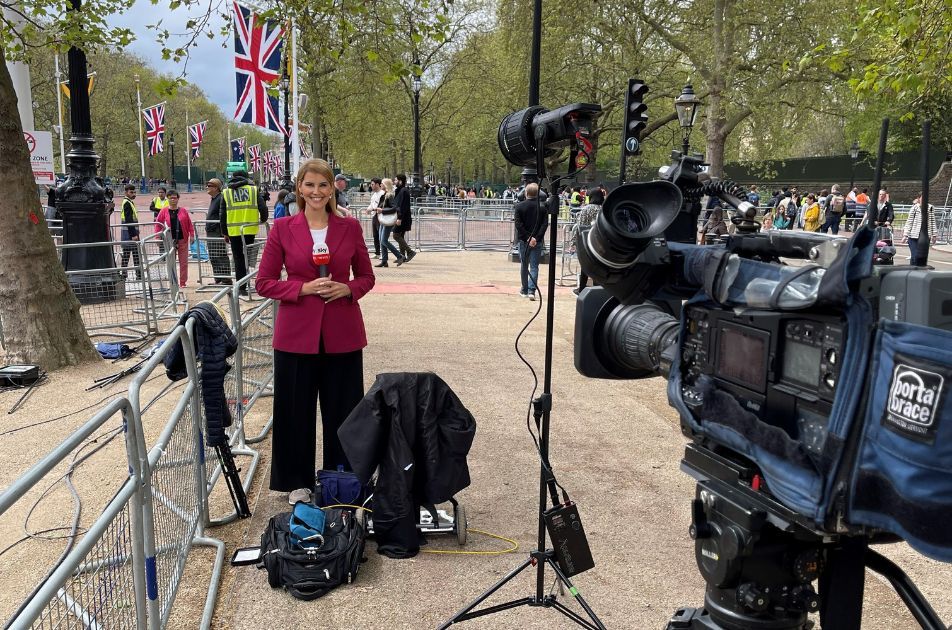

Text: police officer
xmin=220 ymin=170 xmax=268 ymax=295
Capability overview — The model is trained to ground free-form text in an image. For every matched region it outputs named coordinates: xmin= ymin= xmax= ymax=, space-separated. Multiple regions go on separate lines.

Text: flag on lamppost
xmin=189 ymin=120 xmax=207 ymax=159
xmin=232 ymin=1 xmax=286 ymax=134
xmin=248 ymin=144 xmax=262 ymax=172
xmin=142 ymin=102 xmax=166 ymax=156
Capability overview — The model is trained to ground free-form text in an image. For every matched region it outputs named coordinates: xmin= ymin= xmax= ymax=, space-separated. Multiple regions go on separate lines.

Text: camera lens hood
xmin=586 ymin=180 xmax=683 ymax=269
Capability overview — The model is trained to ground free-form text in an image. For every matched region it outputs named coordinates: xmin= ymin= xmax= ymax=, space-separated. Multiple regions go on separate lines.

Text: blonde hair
xmin=381 ymin=177 xmax=395 ymax=200
xmin=294 ymin=159 xmax=343 ymax=216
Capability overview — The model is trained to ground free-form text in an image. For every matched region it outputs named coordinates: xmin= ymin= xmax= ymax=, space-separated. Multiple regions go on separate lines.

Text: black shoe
xmin=375 ymin=262 xmax=389 ymax=268
xmin=406 ymin=250 xmax=416 ymax=262
xmin=238 ymin=288 xmax=249 ymax=297
xmin=395 ymin=257 xmax=406 ymax=267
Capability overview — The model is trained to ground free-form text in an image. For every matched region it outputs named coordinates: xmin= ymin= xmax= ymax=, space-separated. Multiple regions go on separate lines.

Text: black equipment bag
xmin=259 ymin=507 xmax=366 ymax=600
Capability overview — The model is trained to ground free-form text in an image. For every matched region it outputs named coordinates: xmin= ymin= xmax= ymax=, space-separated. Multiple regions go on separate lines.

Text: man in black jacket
xmin=204 ymin=178 xmax=232 ymax=284
xmin=392 ymin=174 xmax=417 ymax=262
xmin=513 ymin=183 xmax=547 ymax=300
xmin=118 ymin=184 xmax=142 ymax=279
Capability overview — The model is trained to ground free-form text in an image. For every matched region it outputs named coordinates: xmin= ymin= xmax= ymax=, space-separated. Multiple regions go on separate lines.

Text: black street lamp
xmin=674 ymin=84 xmax=702 ymax=155
xmin=411 ymin=58 xmax=423 ymax=196
xmin=280 ymin=71 xmax=293 ymax=191
xmin=446 ymin=158 xmax=452 ymax=188
xmin=56 ymin=0 xmax=117 ymax=302
xmin=169 ymin=132 xmax=176 ymax=189
xmin=848 ymin=139 xmax=860 ymax=191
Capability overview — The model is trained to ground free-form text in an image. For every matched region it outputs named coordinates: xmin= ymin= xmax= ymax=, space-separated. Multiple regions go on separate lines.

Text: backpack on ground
xmin=259 ymin=506 xmax=366 ymax=600
xmin=829 ymin=194 xmax=845 ymax=214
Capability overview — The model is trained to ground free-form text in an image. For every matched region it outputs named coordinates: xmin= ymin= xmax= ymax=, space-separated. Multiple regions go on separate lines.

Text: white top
xmin=310 ymin=227 xmax=328 ymax=251
xmin=368 ymin=189 xmax=385 ymax=210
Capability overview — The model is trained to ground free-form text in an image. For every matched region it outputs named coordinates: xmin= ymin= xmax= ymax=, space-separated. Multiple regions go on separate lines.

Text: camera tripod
xmin=439 ymin=134 xmax=605 ymax=630
xmin=669 ymin=444 xmax=949 ymax=630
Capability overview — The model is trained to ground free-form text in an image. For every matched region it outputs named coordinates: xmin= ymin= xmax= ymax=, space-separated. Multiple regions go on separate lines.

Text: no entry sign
xmin=24 ymin=130 xmax=55 ymax=186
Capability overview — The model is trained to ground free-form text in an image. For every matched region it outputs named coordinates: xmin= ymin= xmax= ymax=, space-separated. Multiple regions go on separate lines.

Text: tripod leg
xmin=545 ymin=557 xmax=606 ymax=630
xmin=437 ymin=557 xmax=534 ymax=629
xmin=865 ymin=549 xmax=946 ymax=630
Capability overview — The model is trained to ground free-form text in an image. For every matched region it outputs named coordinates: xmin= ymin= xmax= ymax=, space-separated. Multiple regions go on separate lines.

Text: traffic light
xmin=622 ymin=78 xmax=649 ymax=156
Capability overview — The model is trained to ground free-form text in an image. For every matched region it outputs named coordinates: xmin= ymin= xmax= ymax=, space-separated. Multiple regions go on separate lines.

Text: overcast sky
xmin=110 ymin=0 xmax=234 ymax=115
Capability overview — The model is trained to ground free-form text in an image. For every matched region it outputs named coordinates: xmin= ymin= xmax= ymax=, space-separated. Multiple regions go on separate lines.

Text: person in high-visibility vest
xmin=119 ymin=184 xmax=142 ymax=279
xmin=220 ymin=170 xmax=269 ymax=295
xmin=149 ymin=187 xmax=169 ymax=219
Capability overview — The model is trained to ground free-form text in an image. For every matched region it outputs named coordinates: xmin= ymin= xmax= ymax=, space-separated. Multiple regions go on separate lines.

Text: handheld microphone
xmin=312 ymin=244 xmax=330 ymax=278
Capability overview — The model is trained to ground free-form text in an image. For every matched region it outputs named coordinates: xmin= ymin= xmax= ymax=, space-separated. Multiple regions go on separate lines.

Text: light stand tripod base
xmin=438 ymin=550 xmax=604 ymax=630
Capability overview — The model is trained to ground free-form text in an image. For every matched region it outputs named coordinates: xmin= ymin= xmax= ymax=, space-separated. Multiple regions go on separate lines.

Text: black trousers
xmin=393 ymin=229 xmax=413 ymax=257
xmin=371 ymin=213 xmax=380 ymax=255
xmin=228 ymin=234 xmax=256 ymax=283
xmin=270 ymin=347 xmax=364 ymax=491
xmin=119 ymin=242 xmax=141 ymax=275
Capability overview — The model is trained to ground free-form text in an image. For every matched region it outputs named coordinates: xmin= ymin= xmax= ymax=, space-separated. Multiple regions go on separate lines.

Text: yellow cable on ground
xmin=320 ymin=504 xmax=519 ymax=555
xmin=421 ymin=529 xmax=519 ymax=556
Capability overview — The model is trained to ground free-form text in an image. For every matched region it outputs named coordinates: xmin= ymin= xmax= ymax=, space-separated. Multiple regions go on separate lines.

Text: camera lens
xmin=602 ymin=303 xmax=679 ymax=376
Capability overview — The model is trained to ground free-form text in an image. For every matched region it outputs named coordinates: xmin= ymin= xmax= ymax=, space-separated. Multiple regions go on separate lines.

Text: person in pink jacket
xmin=155 ymin=189 xmax=196 ymax=288
xmin=256 ymin=158 xmax=375 ymax=504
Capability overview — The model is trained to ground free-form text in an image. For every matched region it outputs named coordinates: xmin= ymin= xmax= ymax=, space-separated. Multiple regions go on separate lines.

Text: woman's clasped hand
xmin=300 ymin=276 xmax=352 ymax=302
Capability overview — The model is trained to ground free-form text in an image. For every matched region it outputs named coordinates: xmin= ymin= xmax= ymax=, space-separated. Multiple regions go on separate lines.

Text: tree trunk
xmin=0 ymin=50 xmax=99 ymax=369
xmin=706 ymin=0 xmax=729 ymax=178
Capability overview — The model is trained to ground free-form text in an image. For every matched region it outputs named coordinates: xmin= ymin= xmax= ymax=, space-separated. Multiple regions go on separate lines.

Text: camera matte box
xmin=544 ymin=502 xmax=595 ymax=577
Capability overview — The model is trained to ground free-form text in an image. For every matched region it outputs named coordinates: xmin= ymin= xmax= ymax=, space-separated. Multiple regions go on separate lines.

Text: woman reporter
xmin=256 ymin=159 xmax=375 ymax=504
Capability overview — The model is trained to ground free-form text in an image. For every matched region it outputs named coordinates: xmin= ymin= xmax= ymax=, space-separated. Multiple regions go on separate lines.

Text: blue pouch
xmin=848 ymin=320 xmax=952 ymax=561
xmin=289 ymin=502 xmax=327 ymax=549
xmin=95 ymin=342 xmax=131 ymax=359
xmin=316 ymin=467 xmax=366 ymax=508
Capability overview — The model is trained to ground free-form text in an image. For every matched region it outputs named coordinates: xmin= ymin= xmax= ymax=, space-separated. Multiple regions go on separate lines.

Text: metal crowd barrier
xmin=128 ymin=324 xmax=224 ymax=629
xmin=0 ymin=399 xmax=148 ymax=629
xmin=1 ymin=322 xmax=227 ymax=629
xmin=191 ymin=221 xmax=269 ymax=293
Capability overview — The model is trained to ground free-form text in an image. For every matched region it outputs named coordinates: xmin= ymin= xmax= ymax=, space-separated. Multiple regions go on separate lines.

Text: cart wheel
xmin=455 ymin=505 xmax=467 ymax=546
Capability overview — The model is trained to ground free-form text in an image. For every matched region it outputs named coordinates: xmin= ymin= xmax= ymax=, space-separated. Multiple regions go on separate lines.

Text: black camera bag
xmin=259 ymin=507 xmax=366 ymax=600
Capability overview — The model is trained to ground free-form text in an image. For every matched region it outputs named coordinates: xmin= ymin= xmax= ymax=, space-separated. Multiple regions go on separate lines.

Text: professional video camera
xmin=574 ymin=144 xmax=952 ymax=628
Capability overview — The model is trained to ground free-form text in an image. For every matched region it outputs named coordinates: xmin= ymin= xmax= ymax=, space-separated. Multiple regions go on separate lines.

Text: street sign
xmin=625 ymin=137 xmax=640 ymax=155
xmin=24 ymin=130 xmax=55 ymax=186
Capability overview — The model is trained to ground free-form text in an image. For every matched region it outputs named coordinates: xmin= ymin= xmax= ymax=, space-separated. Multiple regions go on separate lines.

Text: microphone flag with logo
xmin=312 ymin=243 xmax=330 ymax=277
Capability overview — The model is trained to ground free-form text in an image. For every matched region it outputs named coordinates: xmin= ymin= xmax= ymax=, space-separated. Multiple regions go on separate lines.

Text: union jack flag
xmin=232 ymin=2 xmax=286 ymax=134
xmin=271 ymin=151 xmax=283 ymax=178
xmin=248 ymin=144 xmax=262 ymax=172
xmin=189 ymin=120 xmax=207 ymax=159
xmin=142 ymin=103 xmax=165 ymax=156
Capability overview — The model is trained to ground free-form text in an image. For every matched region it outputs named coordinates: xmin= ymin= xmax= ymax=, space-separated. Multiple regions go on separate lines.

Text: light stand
xmin=440 ymin=126 xmax=605 ymax=630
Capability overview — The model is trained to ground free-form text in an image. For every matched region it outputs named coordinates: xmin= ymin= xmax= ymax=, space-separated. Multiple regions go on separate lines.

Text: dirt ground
xmin=2 ymin=250 xmax=951 ymax=629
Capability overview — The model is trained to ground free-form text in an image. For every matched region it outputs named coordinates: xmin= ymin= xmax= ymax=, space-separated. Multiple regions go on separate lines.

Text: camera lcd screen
xmin=782 ymin=340 xmax=821 ymax=387
xmin=716 ymin=323 xmax=768 ymax=392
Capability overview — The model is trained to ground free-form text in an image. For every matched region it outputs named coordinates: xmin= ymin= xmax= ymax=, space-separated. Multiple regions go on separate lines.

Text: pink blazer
xmin=154 ymin=207 xmax=195 ymax=240
xmin=255 ymin=211 xmax=375 ymax=354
